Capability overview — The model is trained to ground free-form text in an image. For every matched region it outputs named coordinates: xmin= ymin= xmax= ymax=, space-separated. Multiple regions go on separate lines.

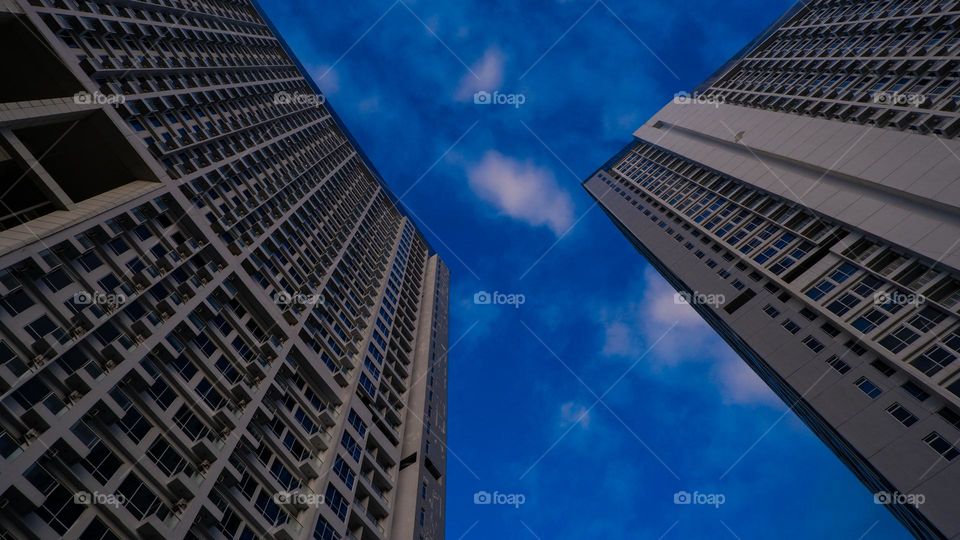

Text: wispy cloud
xmin=466 ymin=150 xmax=574 ymax=236
xmin=560 ymin=401 xmax=592 ymax=428
xmin=713 ymin=350 xmax=781 ymax=407
xmin=308 ymin=64 xmax=340 ymax=94
xmin=600 ymin=267 xmax=781 ymax=407
xmin=455 ymin=46 xmax=505 ymax=101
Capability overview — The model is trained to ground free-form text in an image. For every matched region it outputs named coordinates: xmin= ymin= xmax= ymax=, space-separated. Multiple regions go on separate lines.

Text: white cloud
xmin=714 ymin=351 xmax=781 ymax=407
xmin=560 ymin=402 xmax=592 ymax=428
xmin=466 ymin=150 xmax=574 ymax=236
xmin=455 ymin=47 xmax=504 ymax=101
xmin=601 ymin=321 xmax=634 ymax=357
xmin=358 ymin=95 xmax=380 ymax=113
xmin=602 ymin=109 xmax=642 ymax=140
xmin=600 ymin=267 xmax=713 ymax=366
xmin=599 ymin=267 xmax=783 ymax=408
xmin=309 ymin=64 xmax=340 ymax=95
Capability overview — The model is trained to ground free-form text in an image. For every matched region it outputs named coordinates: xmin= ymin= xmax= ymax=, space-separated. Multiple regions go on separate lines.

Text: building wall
xmin=585 ymin=136 xmax=960 ymax=538
xmin=586 ymin=2 xmax=960 ymax=537
xmin=0 ymin=0 xmax=448 ymax=539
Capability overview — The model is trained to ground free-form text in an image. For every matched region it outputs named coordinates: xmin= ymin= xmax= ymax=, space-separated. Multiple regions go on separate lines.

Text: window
xmin=886 ymin=403 xmax=918 ymax=427
xmin=902 ymin=381 xmax=930 ymax=402
xmin=870 ymin=359 xmax=896 ymax=377
xmin=844 ymin=340 xmax=867 ymax=356
xmin=79 ymin=517 xmax=120 ymax=540
xmin=944 ymin=331 xmax=960 ymax=353
xmin=781 ymin=319 xmax=801 ymax=334
xmin=0 ymin=339 xmax=25 ymax=376
xmin=806 ymin=280 xmax=836 ymax=301
xmin=854 ymin=376 xmax=882 ymax=398
xmin=347 ymin=409 xmax=367 ymax=437
xmin=147 ymin=437 xmax=188 ymax=477
xmin=332 ymin=456 xmax=355 ymax=489
xmin=831 ymin=263 xmax=858 ymax=283
xmin=78 ymin=250 xmax=103 ymax=271
xmin=269 ymin=460 xmax=298 ymax=491
xmin=923 ymin=432 xmax=960 ymax=461
xmin=25 ymin=315 xmax=64 ymax=342
xmin=82 ymin=440 xmax=122 ymax=484
xmin=0 ymin=288 xmax=36 ymax=317
xmin=911 ymin=345 xmax=957 ymax=377
xmin=118 ymin=406 xmax=151 ymax=443
xmin=340 ymin=432 xmax=362 ymax=462
xmin=324 ymin=484 xmax=349 ymax=521
xmin=255 ymin=491 xmax=288 ymax=526
xmin=851 ymin=309 xmax=888 ymax=333
xmin=116 ymin=473 xmax=168 ymax=521
xmin=25 ymin=465 xmax=84 ymax=534
xmin=825 ymin=355 xmax=851 ymax=374
xmin=313 ymin=516 xmax=340 ymax=540
xmin=802 ymin=335 xmax=824 ymax=353
xmin=852 ymin=275 xmax=884 ymax=297
xmin=762 ymin=304 xmax=780 ymax=318
xmin=937 ymin=407 xmax=960 ymax=431
xmin=878 ymin=325 xmax=920 ymax=354
xmin=907 ymin=307 xmax=947 ymax=333
xmin=799 ymin=308 xmax=817 ymax=321
xmin=827 ymin=293 xmax=860 ymax=316
xmin=820 ymin=323 xmax=840 ymax=337
xmin=359 ymin=373 xmax=377 ymax=398
xmin=43 ymin=268 xmax=73 ymax=292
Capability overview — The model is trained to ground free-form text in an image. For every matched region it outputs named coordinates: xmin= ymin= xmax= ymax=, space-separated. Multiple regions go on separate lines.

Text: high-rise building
xmin=0 ymin=0 xmax=448 ymax=538
xmin=585 ymin=1 xmax=960 ymax=538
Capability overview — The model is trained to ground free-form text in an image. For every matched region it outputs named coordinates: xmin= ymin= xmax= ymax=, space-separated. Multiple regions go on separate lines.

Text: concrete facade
xmin=586 ymin=1 xmax=960 ymax=538
xmin=0 ymin=0 xmax=448 ymax=539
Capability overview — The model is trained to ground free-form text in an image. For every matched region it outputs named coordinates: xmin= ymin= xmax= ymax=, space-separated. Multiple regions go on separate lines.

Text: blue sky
xmin=258 ymin=1 xmax=912 ymax=538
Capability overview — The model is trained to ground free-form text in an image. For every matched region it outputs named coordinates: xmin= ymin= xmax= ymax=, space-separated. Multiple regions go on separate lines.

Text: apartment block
xmin=0 ymin=0 xmax=448 ymax=539
xmin=586 ymin=1 xmax=960 ymax=538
